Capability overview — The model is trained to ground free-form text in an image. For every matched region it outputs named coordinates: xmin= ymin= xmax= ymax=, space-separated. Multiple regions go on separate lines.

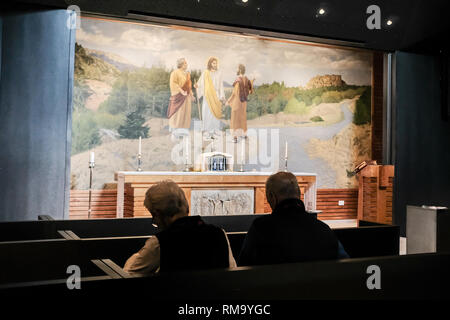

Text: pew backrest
xmin=0 ymin=236 xmax=149 ymax=285
xmin=333 ymin=225 xmax=400 ymax=257
xmin=0 ymin=215 xmax=263 ymax=241
xmin=0 ymin=221 xmax=64 ymax=241
xmin=3 ymin=252 xmax=450 ymax=299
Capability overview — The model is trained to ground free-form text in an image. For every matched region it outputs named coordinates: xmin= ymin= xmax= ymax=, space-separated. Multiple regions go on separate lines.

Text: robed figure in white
xmin=195 ymin=57 xmax=225 ymax=137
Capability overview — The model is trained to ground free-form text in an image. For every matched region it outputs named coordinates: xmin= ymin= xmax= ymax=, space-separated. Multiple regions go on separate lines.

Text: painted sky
xmin=76 ymin=17 xmax=372 ymax=87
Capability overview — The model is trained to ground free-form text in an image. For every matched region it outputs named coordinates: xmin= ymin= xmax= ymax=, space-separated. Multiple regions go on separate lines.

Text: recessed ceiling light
xmin=319 ymin=8 xmax=325 ymax=15
xmin=387 ymin=20 xmax=393 ymax=26
xmin=242 ymin=0 xmax=248 ymax=3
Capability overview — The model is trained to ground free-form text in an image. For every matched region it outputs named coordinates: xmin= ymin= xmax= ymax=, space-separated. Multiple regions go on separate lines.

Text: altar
xmin=114 ymin=172 xmax=317 ymax=218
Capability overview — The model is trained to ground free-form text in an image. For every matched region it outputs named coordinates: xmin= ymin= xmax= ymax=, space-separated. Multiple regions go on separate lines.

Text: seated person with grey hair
xmin=124 ymin=180 xmax=236 ymax=275
xmin=239 ymin=171 xmax=348 ymax=266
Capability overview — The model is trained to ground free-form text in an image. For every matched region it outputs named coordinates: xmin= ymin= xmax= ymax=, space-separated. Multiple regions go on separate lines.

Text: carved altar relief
xmin=190 ymin=188 xmax=254 ymax=216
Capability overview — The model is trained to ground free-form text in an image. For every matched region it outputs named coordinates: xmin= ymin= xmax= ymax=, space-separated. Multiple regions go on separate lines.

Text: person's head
xmin=265 ymin=171 xmax=301 ymax=210
xmin=143 ymin=180 xmax=189 ymax=230
xmin=237 ymin=64 xmax=246 ymax=76
xmin=207 ymin=57 xmax=218 ymax=71
xmin=177 ymin=58 xmax=187 ymax=71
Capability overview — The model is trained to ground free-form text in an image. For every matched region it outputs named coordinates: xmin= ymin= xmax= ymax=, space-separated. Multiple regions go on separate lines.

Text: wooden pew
xmin=333 ymin=225 xmax=399 ymax=257
xmin=0 ymin=218 xmax=157 ymax=241
xmin=0 ymin=220 xmax=65 ymax=242
xmin=0 ymin=222 xmax=399 ymax=288
xmin=0 ymin=213 xmax=321 ymax=242
xmin=0 ymin=258 xmax=128 ymax=291
xmin=46 ymin=222 xmax=399 ymax=264
xmin=0 ymin=215 xmax=262 ymax=241
xmin=53 ymin=215 xmax=261 ymax=237
xmin=0 ymin=239 xmax=124 ymax=286
xmin=0 ymin=236 xmax=149 ymax=287
xmin=225 ymin=224 xmax=399 ymax=261
xmin=3 ymin=252 xmax=450 ymax=299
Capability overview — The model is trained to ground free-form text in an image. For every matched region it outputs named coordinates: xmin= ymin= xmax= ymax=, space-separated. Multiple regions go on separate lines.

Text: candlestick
xmin=285 ymin=141 xmax=288 ymax=158
xmin=210 ymin=135 xmax=216 ymax=153
xmin=138 ymin=136 xmax=142 ymax=155
xmin=283 ymin=141 xmax=288 ymax=172
xmin=137 ymin=137 xmax=143 ymax=171
xmin=183 ymin=159 xmax=190 ymax=172
xmin=88 ymin=154 xmax=95 ymax=219
xmin=239 ymin=139 xmax=245 ymax=172
xmin=137 ymin=153 xmax=142 ymax=172
xmin=183 ymin=136 xmax=190 ymax=172
xmin=185 ymin=136 xmax=189 ymax=158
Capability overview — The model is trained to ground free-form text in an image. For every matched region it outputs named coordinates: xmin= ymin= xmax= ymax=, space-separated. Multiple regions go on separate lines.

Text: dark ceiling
xmin=2 ymin=0 xmax=450 ymax=53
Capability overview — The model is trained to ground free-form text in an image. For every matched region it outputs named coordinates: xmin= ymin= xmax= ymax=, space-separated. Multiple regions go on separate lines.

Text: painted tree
xmin=117 ymin=105 xmax=150 ymax=139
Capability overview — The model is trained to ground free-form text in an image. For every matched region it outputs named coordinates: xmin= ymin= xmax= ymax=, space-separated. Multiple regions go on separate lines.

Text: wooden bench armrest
xmin=57 ymin=230 xmax=80 ymax=240
xmin=91 ymin=259 xmax=122 ymax=279
xmin=57 ymin=230 xmax=72 ymax=240
xmin=64 ymin=230 xmax=80 ymax=240
xmin=101 ymin=259 xmax=134 ymax=278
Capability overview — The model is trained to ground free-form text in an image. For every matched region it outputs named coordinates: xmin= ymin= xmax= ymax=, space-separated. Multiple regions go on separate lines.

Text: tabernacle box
xmin=198 ymin=152 xmax=233 ymax=172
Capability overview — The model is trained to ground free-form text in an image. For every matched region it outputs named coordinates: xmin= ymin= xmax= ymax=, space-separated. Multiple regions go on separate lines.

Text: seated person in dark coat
xmin=239 ymin=172 xmax=348 ymax=266
xmin=124 ymin=180 xmax=236 ymax=275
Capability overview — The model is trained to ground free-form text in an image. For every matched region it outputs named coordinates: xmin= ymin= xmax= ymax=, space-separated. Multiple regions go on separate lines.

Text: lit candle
xmin=138 ymin=136 xmax=142 ymax=155
xmin=90 ymin=151 xmax=95 ymax=163
xmin=285 ymin=141 xmax=288 ymax=158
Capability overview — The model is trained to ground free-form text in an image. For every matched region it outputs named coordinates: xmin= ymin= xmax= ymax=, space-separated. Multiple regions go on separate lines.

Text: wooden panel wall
xmin=317 ymin=189 xmax=358 ymax=220
xmin=70 ymin=188 xmax=358 ymax=220
xmin=69 ymin=190 xmax=129 ymax=219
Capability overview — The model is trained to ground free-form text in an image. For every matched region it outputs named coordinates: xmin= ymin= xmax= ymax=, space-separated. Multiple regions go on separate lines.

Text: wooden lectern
xmin=357 ymin=165 xmax=394 ymax=224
